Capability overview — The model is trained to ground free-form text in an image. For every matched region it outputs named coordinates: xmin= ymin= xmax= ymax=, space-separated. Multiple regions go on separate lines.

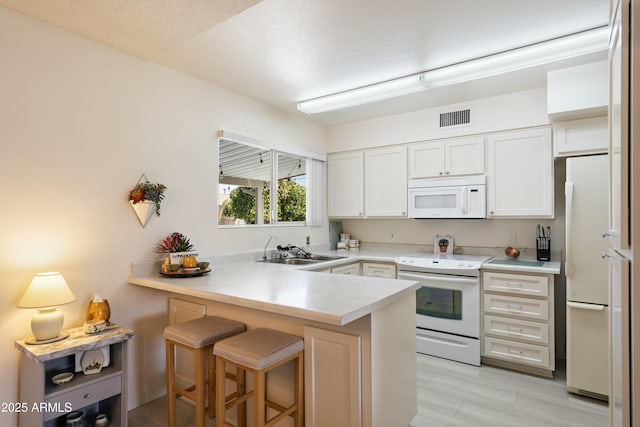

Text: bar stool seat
xmin=164 ymin=316 xmax=246 ymax=427
xmin=214 ymin=328 xmax=304 ymax=427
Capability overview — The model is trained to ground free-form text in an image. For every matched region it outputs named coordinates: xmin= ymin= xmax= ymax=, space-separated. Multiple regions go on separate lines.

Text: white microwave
xmin=408 ymin=175 xmax=486 ymax=219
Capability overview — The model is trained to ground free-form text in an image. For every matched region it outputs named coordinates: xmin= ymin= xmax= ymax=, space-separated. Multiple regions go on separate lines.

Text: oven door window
xmin=416 ymin=286 xmax=462 ymax=320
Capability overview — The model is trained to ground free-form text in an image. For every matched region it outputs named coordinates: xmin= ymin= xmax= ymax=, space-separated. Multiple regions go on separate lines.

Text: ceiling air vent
xmin=439 ymin=108 xmax=472 ymax=128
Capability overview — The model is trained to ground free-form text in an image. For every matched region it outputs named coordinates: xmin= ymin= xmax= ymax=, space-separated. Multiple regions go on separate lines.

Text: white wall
xmin=0 ymin=6 xmax=326 ymax=425
xmin=327 ymin=87 xmax=550 ymax=152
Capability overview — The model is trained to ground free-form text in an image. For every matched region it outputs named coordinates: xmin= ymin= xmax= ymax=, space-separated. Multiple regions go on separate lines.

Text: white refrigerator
xmin=565 ymin=154 xmax=609 ymax=398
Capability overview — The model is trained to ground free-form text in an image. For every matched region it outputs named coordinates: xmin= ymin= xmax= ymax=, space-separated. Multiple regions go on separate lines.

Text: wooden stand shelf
xmin=15 ymin=325 xmax=135 ymax=427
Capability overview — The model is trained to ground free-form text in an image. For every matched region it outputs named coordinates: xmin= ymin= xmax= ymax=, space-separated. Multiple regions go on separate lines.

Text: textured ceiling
xmin=0 ymin=0 xmax=261 ymax=57
xmin=1 ymin=0 xmax=609 ymax=125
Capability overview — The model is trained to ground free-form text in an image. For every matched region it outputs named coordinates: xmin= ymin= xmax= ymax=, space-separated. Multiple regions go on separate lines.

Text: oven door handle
xmin=398 ymin=271 xmax=478 ymax=285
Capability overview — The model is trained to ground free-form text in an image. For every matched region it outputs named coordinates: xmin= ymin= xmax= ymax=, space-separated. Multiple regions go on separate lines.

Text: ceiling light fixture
xmin=297 ymin=26 xmax=608 ymax=115
xmin=297 ymin=74 xmax=426 ymax=114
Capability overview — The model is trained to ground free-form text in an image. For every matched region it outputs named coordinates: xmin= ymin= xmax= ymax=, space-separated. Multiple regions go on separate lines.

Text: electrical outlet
xmin=505 ymin=231 xmax=516 ymax=245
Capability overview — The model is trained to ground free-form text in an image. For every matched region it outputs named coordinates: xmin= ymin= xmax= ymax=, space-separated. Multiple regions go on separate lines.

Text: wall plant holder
xmin=128 ymin=173 xmax=166 ymax=228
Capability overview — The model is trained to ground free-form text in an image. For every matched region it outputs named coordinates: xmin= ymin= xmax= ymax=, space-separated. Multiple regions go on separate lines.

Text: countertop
xmin=128 ymin=245 xmax=560 ymax=327
xmin=128 ymin=254 xmax=420 ymax=327
xmin=15 ymin=325 xmax=135 ymax=363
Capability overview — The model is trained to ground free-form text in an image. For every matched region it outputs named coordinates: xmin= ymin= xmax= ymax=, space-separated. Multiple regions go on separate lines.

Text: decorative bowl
xmin=51 ymin=371 xmax=74 ymax=385
xmin=83 ymin=319 xmax=107 ymax=334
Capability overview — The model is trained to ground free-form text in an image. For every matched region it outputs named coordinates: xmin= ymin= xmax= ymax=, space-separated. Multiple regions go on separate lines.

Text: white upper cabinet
xmin=487 ymin=127 xmax=554 ymax=218
xmin=328 ymin=146 xmax=407 ymax=218
xmin=365 ymin=146 xmax=407 ymax=217
xmin=327 ymin=151 xmax=364 ymax=217
xmin=408 ymin=136 xmax=485 ymax=178
xmin=553 ymin=116 xmax=608 ymax=157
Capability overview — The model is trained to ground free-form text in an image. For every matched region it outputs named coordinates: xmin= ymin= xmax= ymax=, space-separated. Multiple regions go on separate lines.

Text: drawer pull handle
xmin=507 ymin=282 xmax=523 ymax=287
xmin=84 ymin=393 xmax=92 ymax=399
xmin=507 ymin=327 xmax=523 ymax=332
xmin=509 ymin=349 xmax=523 ymax=355
xmin=507 ymin=304 xmax=523 ymax=310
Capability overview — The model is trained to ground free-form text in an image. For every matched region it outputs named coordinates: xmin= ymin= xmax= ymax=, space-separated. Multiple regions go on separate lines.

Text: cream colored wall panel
xmin=304 ymin=326 xmax=362 ymax=427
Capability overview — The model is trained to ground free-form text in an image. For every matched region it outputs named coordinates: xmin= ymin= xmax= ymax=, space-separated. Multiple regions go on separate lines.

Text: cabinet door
xmin=304 ymin=326 xmax=362 ymax=427
xmin=331 ymin=263 xmax=361 ymax=276
xmin=553 ymin=116 xmax=608 ymax=157
xmin=327 ymin=152 xmax=364 ymax=217
xmin=486 ymin=127 xmax=554 ymax=218
xmin=361 ymin=262 xmax=396 ymax=278
xmin=445 ymin=136 xmax=485 ymax=176
xmin=364 ymin=146 xmax=407 ymax=216
xmin=408 ymin=140 xmax=445 ymax=178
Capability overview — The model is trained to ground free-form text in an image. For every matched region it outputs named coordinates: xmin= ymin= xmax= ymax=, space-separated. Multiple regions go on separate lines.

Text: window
xmin=218 ymin=134 xmax=324 ymax=227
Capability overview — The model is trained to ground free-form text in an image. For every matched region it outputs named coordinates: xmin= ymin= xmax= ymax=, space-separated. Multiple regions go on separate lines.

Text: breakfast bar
xmin=128 ymin=258 xmax=420 ymax=427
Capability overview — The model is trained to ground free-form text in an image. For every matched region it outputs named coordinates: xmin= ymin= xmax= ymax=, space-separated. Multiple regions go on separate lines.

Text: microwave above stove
xmin=408 ymin=175 xmax=486 ymax=219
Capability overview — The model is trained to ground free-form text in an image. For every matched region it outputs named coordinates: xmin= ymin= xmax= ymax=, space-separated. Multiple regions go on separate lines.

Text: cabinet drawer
xmin=483 ymin=272 xmax=548 ymax=297
xmin=361 ymin=262 xmax=396 ymax=278
xmin=483 ymin=336 xmax=550 ymax=369
xmin=483 ymin=294 xmax=548 ymax=321
xmin=483 ymin=315 xmax=549 ymax=345
xmin=44 ymin=374 xmax=121 ymax=421
xmin=331 ymin=263 xmax=361 ymax=275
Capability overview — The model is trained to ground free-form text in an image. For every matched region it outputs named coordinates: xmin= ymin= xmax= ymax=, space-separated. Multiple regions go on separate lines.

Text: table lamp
xmin=18 ymin=272 xmax=76 ymax=344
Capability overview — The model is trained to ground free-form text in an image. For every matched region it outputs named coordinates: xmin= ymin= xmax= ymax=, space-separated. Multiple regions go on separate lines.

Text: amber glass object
xmin=87 ymin=299 xmax=111 ymax=325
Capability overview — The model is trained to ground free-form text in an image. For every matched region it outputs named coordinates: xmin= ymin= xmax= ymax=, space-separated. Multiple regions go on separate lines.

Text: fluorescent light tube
xmin=423 ymin=26 xmax=609 ymax=88
xmin=297 ymin=74 xmax=426 ymax=114
xmin=296 ymin=26 xmax=608 ymax=115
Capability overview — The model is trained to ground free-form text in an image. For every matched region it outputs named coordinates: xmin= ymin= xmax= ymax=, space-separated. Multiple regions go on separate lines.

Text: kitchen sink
xmin=260 ymin=258 xmax=318 ymax=265
xmin=259 ymin=255 xmax=346 ymax=265
xmin=307 ymin=255 xmax=347 ymax=261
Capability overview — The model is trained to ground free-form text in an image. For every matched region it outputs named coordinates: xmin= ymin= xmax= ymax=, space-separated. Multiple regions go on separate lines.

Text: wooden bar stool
xmin=214 ymin=328 xmax=304 ymax=427
xmin=164 ymin=316 xmax=246 ymax=427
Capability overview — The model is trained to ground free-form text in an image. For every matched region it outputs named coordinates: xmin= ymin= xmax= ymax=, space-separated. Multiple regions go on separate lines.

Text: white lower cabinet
xmin=304 ymin=326 xmax=362 ymax=427
xmin=481 ymin=270 xmax=555 ymax=376
xmin=361 ymin=262 xmax=396 ymax=278
xmin=332 ymin=262 xmax=361 ymax=276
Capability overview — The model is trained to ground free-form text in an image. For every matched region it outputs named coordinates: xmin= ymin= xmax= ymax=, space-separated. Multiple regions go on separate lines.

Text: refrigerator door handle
xmin=566 ymin=301 xmax=606 ymax=311
xmin=565 ymin=181 xmax=574 ymax=276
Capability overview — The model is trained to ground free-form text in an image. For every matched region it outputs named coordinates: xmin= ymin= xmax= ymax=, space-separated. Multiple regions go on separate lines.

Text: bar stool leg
xmin=166 ymin=341 xmax=177 ymax=427
xmin=238 ymin=367 xmax=246 ymax=427
xmin=195 ymin=348 xmax=206 ymax=427
xmin=208 ymin=350 xmax=215 ymax=418
xmin=216 ymin=357 xmax=226 ymax=427
xmin=254 ymin=370 xmax=266 ymax=427
xmin=294 ymin=353 xmax=304 ymax=427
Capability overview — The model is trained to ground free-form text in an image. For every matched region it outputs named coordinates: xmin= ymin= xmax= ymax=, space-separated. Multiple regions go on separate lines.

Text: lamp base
xmin=25 ymin=331 xmax=70 ymax=345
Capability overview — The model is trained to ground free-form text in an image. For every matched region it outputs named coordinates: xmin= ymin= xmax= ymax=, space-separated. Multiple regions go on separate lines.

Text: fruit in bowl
xmin=505 ymin=247 xmax=520 ymax=259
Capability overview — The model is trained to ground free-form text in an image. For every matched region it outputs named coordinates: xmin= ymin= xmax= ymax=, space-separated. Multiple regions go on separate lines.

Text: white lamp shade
xmin=18 ymin=272 xmax=76 ymax=308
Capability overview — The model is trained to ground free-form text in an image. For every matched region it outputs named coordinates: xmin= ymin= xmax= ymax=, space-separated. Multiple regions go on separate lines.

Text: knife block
xmin=536 ymin=239 xmax=550 ymax=261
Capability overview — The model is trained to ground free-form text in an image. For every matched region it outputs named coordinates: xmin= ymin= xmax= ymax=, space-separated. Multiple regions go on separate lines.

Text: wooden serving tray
xmin=159 ymin=268 xmax=211 ymax=278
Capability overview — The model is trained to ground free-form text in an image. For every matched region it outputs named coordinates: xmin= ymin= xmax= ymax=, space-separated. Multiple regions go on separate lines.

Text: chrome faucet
xmin=263 ymin=235 xmax=278 ymax=261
